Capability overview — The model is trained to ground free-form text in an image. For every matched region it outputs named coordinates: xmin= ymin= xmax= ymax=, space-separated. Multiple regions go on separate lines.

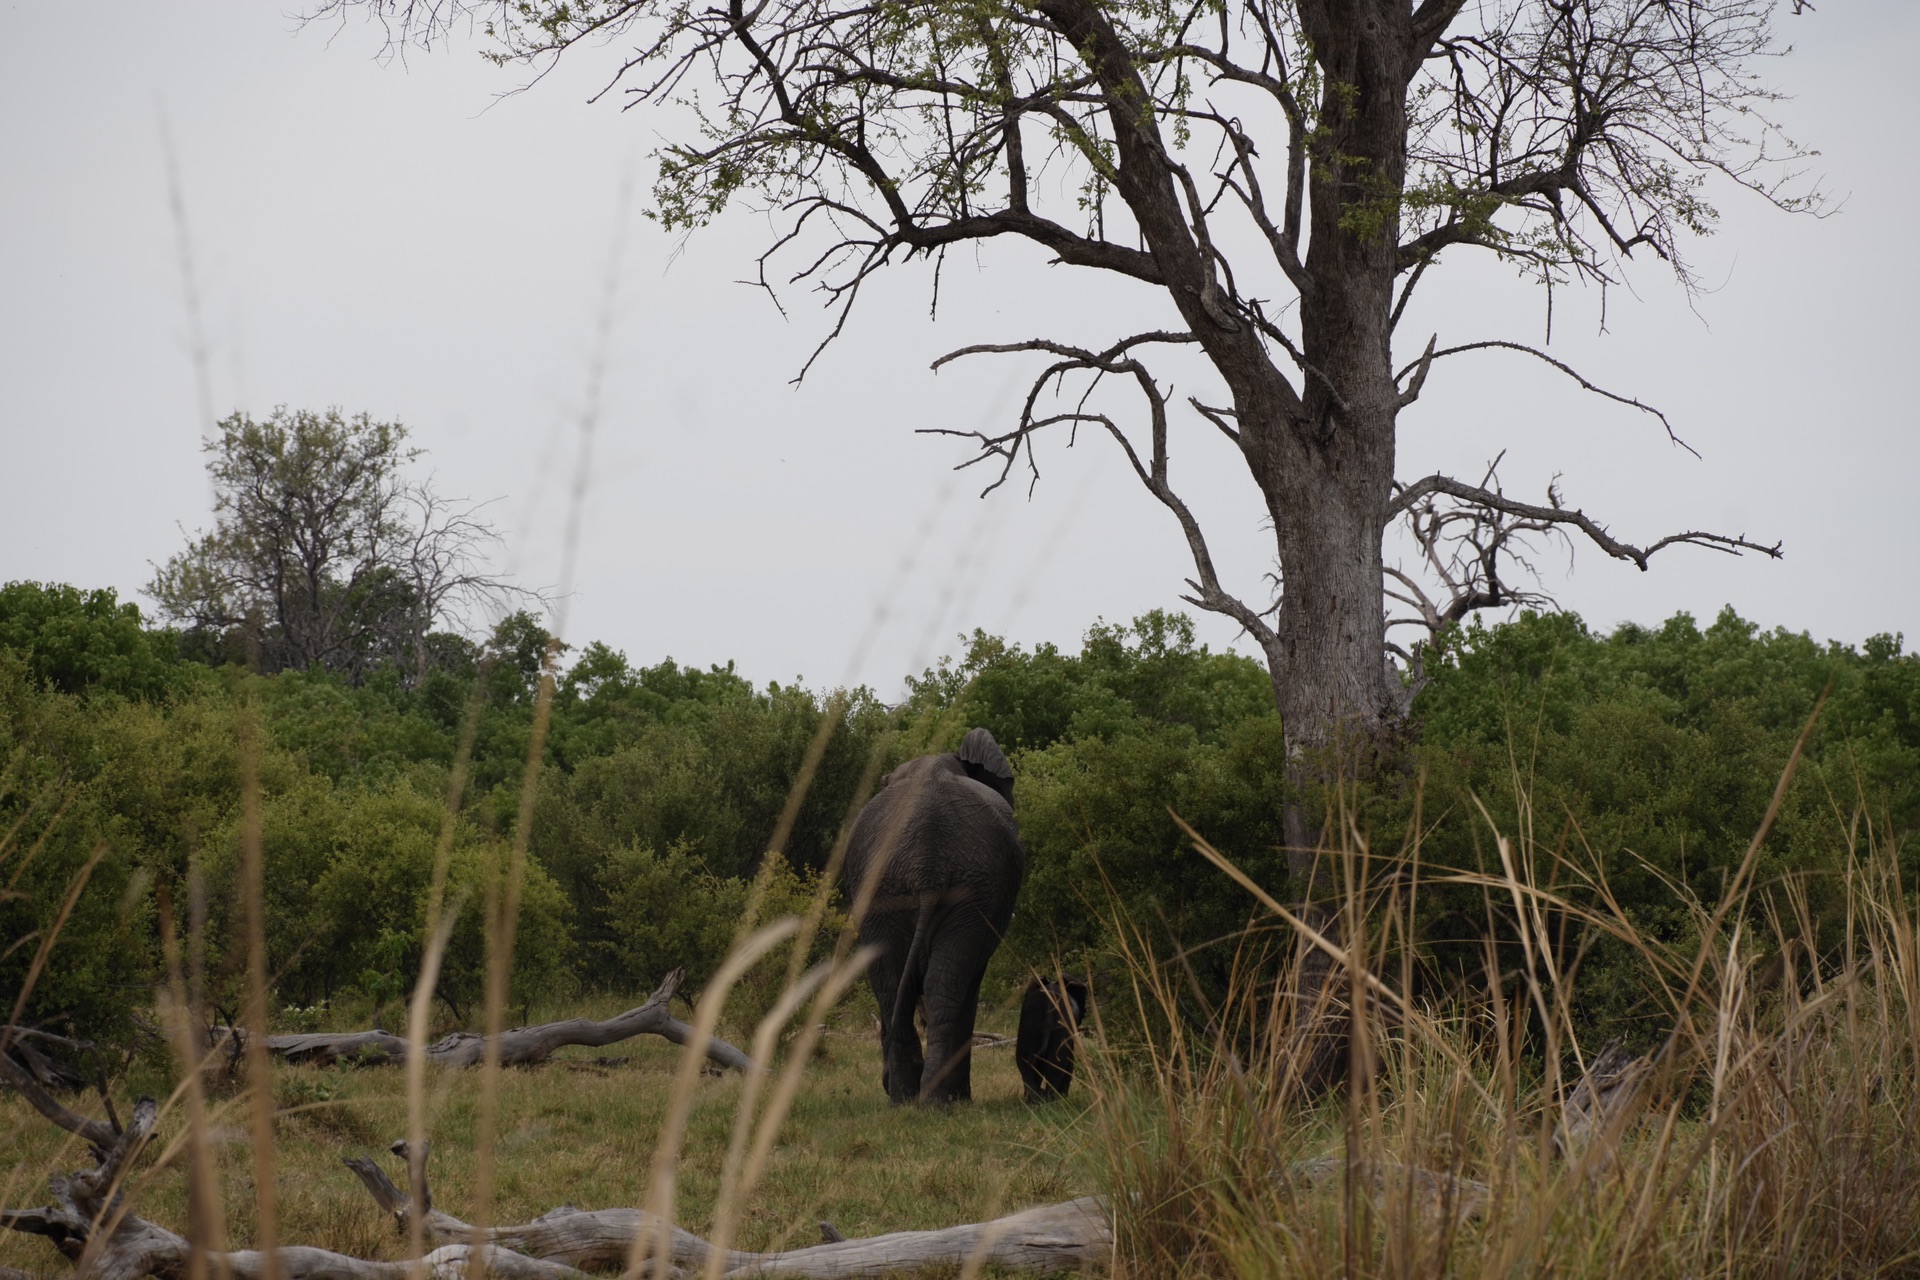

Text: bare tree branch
xmin=1395 ymin=340 xmax=1695 ymax=453
xmin=1388 ymin=473 xmax=1782 ymax=572
xmin=928 ymin=338 xmax=1278 ymax=648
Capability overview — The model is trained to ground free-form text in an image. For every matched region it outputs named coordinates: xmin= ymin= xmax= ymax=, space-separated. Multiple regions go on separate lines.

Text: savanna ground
xmin=0 ymin=994 xmax=1089 ymax=1274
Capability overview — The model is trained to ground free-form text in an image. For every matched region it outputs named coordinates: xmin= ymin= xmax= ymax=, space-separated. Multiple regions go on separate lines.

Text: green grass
xmin=0 ymin=1000 xmax=1092 ymax=1274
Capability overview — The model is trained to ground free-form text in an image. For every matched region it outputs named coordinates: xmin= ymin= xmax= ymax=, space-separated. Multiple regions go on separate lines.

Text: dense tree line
xmin=3 ymin=578 xmax=1916 ymax=1051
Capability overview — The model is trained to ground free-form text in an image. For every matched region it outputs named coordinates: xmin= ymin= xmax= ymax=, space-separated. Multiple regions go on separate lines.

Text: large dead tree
xmin=311 ymin=0 xmax=1809 ymax=801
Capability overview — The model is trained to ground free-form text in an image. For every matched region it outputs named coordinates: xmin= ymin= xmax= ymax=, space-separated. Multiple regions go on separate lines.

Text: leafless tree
xmin=147 ymin=407 xmax=537 ymax=683
xmin=310 ymin=0 xmax=1813 ymax=846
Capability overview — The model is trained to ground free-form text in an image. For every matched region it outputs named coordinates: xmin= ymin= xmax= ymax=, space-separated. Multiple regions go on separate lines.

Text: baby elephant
xmin=1016 ymin=976 xmax=1088 ymax=1103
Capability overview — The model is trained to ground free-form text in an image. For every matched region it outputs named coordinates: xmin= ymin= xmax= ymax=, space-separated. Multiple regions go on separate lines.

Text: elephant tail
xmin=888 ymin=894 xmax=940 ymax=1043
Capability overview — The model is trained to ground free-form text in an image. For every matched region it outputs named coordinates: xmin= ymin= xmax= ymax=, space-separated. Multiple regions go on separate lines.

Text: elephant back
xmin=843 ymin=750 xmax=1025 ymax=927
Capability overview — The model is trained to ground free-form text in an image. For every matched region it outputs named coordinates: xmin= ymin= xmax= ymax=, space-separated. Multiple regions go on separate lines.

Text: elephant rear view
xmin=843 ymin=727 xmax=1025 ymax=1104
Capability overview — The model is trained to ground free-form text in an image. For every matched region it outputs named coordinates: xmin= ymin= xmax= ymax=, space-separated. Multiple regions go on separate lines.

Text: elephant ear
xmin=956 ymin=727 xmax=1015 ymax=809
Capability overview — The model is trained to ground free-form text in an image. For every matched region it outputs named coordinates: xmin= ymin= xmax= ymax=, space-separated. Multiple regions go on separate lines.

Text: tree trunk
xmin=1233 ymin=3 xmax=1415 ymax=1090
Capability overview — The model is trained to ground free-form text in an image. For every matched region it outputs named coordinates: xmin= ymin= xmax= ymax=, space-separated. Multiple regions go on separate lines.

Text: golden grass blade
xmin=468 ymin=640 xmax=562 ymax=1278
xmin=408 ymin=655 xmax=488 ymax=1274
xmin=0 ymin=793 xmax=71 ymax=889
xmin=631 ymin=917 xmax=799 ymax=1280
xmin=1170 ymin=810 xmax=1494 ymax=1106
xmin=156 ymin=880 xmax=227 ymax=1280
xmin=714 ymin=946 xmax=877 ymax=1272
xmin=1664 ymin=688 xmax=1826 ymax=1053
xmin=237 ymin=700 xmax=281 ymax=1280
xmin=698 ymin=958 xmax=840 ymax=1280
xmin=404 ymin=893 xmax=467 ymax=1274
xmin=0 ymin=841 xmax=104 ymax=1051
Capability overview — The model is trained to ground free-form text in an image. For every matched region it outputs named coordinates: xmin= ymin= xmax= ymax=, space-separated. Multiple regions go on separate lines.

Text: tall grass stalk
xmin=1085 ymin=759 xmax=1920 ymax=1278
xmin=467 ymin=640 xmax=563 ymax=1278
xmin=237 ymin=698 xmax=281 ymax=1280
xmin=632 ymin=917 xmax=798 ymax=1280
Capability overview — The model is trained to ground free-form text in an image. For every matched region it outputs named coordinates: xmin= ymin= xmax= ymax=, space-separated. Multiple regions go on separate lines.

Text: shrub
xmin=0 ymin=581 xmax=188 ymax=699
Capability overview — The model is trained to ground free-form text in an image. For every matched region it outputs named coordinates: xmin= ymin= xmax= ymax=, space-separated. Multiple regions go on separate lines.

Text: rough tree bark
xmin=225 ymin=971 xmax=756 ymax=1074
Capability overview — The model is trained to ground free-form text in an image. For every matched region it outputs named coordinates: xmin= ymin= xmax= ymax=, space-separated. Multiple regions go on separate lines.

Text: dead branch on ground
xmin=222 ymin=970 xmax=755 ymax=1074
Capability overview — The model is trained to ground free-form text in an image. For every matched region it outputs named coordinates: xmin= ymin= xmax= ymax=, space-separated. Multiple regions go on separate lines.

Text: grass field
xmin=1 ymin=994 xmax=1092 ymax=1275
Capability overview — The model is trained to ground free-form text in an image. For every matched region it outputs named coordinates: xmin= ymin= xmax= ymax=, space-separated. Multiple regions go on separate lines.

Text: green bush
xmin=1405 ymin=608 xmax=1919 ymax=1048
xmin=0 ymin=581 xmax=189 ymax=699
xmin=0 ymin=653 xmax=154 ymax=1040
xmin=8 ymin=574 xmax=1918 ymax=1059
xmin=595 ymin=843 xmax=842 ymax=1034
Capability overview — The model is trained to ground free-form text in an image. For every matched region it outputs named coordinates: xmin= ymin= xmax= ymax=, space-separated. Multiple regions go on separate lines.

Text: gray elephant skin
xmin=842 ymin=727 xmax=1025 ymax=1104
xmin=1016 ymin=976 xmax=1088 ymax=1103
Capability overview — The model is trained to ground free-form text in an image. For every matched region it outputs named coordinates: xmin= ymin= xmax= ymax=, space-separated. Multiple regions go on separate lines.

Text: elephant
xmin=1016 ymin=976 xmax=1088 ymax=1103
xmin=842 ymin=727 xmax=1025 ymax=1104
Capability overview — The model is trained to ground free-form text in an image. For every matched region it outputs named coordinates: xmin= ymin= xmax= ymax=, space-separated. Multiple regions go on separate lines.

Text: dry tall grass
xmin=1083 ymin=763 xmax=1920 ymax=1279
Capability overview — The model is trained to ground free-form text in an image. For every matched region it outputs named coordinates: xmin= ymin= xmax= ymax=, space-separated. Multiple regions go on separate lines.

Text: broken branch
xmin=225 ymin=971 xmax=756 ymax=1074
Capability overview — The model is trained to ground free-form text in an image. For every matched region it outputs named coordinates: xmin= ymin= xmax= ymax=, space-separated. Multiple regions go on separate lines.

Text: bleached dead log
xmin=0 ymin=1028 xmax=93 ymax=1092
xmin=714 ymin=1198 xmax=1110 ymax=1277
xmin=345 ymin=1148 xmax=754 ymax=1273
xmin=1555 ymin=1038 xmax=1650 ymax=1163
xmin=236 ymin=970 xmax=756 ymax=1074
xmin=347 ymin=1145 xmax=1110 ymax=1277
xmin=1286 ymin=1155 xmax=1490 ymax=1223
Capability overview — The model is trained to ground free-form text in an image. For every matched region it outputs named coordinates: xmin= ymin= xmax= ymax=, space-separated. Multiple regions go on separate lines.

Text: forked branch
xmin=927 ymin=337 xmax=1278 ymax=648
xmin=1388 ymin=474 xmax=1782 ymax=573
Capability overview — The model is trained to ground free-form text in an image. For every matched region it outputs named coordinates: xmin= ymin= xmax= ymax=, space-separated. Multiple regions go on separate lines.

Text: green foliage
xmin=596 ymin=843 xmax=841 ymax=1032
xmin=7 ymin=577 xmax=1918 ymax=1063
xmin=0 ymin=652 xmax=154 ymax=1039
xmin=906 ymin=610 xmax=1272 ymax=753
xmin=900 ymin=613 xmax=1287 ymax=997
xmin=200 ymin=769 xmax=574 ymax=1018
xmin=597 ymin=840 xmax=754 ymax=993
xmin=1407 ymin=608 xmax=1920 ymax=1047
xmin=0 ymin=581 xmax=189 ymax=699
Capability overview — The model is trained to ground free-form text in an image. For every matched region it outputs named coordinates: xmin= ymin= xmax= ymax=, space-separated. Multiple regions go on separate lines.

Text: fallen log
xmin=230 ymin=970 xmax=755 ymax=1075
xmin=347 ymin=1143 xmax=1110 ymax=1277
xmin=1555 ymin=1038 xmax=1651 ymax=1170
xmin=3 ymin=1055 xmax=1113 ymax=1279
xmin=0 ymin=1028 xmax=93 ymax=1093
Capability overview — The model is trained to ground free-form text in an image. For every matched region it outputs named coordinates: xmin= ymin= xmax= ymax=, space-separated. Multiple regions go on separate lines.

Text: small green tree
xmin=148 ymin=408 xmax=530 ymax=684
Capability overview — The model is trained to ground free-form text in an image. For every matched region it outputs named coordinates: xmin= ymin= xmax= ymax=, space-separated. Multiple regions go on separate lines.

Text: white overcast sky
xmin=1 ymin=1 xmax=1913 ymax=696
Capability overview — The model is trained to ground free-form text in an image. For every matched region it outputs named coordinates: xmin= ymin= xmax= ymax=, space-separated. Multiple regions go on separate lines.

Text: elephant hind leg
xmin=865 ymin=942 xmax=924 ymax=1105
xmin=919 ymin=943 xmax=991 ymax=1105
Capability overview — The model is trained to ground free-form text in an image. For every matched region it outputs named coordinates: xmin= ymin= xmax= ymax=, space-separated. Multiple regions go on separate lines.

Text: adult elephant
xmin=843 ymin=727 xmax=1025 ymax=1105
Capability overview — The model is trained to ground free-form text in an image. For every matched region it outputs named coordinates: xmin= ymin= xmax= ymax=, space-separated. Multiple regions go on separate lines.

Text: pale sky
xmin=1 ymin=1 xmax=1913 ymax=696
